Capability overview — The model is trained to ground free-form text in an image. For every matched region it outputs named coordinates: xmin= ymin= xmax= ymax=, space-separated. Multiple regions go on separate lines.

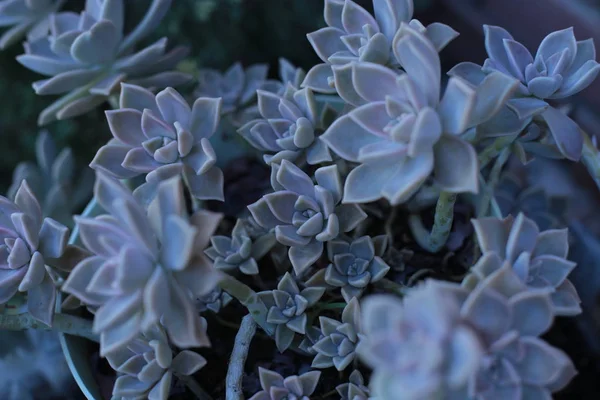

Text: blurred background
xmin=2 ymin=0 xmax=600 ymax=398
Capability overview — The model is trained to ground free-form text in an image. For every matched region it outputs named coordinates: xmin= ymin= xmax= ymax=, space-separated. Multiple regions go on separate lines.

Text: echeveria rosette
xmin=108 ymin=324 xmax=207 ymax=400
xmin=303 ymin=0 xmax=458 ymax=93
xmin=195 ymin=287 xmax=232 ymax=314
xmin=358 ymin=281 xmax=484 ymax=400
xmin=8 ymin=130 xmax=94 ymax=226
xmin=62 ymin=173 xmax=223 ymax=355
xmin=466 ymin=212 xmax=581 ymax=316
xmin=458 ymin=264 xmax=576 ymax=398
xmin=0 ymin=180 xmax=70 ymax=326
xmin=17 ymin=0 xmax=190 ymax=125
xmin=195 ymin=62 xmax=268 ymax=127
xmin=238 ymin=85 xmax=332 ymax=166
xmin=0 ymin=0 xmax=63 ymax=49
xmin=336 ymin=370 xmax=370 ymax=400
xmin=454 ymin=26 xmax=600 ymax=161
xmin=91 ymin=83 xmax=224 ymax=203
xmin=262 ymin=57 xmax=307 ymax=96
xmin=248 ymin=160 xmax=367 ymax=275
xmin=307 ymin=235 xmax=390 ymax=302
xmin=205 ymin=219 xmax=275 ymax=276
xmin=311 ymin=297 xmax=363 ymax=371
xmin=258 ymin=272 xmax=325 ymax=352
xmin=322 ymin=24 xmax=518 ymax=204
xmin=249 ymin=367 xmax=321 ymax=400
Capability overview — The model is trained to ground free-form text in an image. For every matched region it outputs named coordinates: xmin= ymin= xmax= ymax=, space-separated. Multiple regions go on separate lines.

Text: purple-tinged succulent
xmin=467 ymin=213 xmax=580 ymax=316
xmin=336 ymin=370 xmax=370 ymax=400
xmin=263 ymin=57 xmax=307 ymax=96
xmin=306 ymin=235 xmax=390 ymax=302
xmin=195 ymin=287 xmax=232 ymax=314
xmin=107 ymin=324 xmax=207 ymax=400
xmin=451 ymin=26 xmax=600 ymax=161
xmin=204 ymin=218 xmax=276 ymax=276
xmin=248 ymin=160 xmax=367 ymax=275
xmin=249 ymin=367 xmax=321 ymax=400
xmin=322 ymin=24 xmax=518 ymax=204
xmin=8 ymin=130 xmax=93 ymax=226
xmin=0 ymin=180 xmax=70 ymax=326
xmin=0 ymin=0 xmax=63 ymax=49
xmin=311 ymin=297 xmax=362 ymax=371
xmin=17 ymin=0 xmax=190 ymax=125
xmin=195 ymin=62 xmax=268 ymax=127
xmin=238 ymin=85 xmax=332 ymax=166
xmin=91 ymin=83 xmax=224 ymax=202
xmin=359 ymin=281 xmax=484 ymax=399
xmin=303 ymin=0 xmax=458 ymax=93
xmin=62 ymin=173 xmax=223 ymax=355
xmin=258 ymin=272 xmax=325 ymax=352
xmin=298 ymin=325 xmax=323 ymax=355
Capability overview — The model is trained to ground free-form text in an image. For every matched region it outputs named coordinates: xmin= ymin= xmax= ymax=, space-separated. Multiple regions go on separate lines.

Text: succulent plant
xmin=90 ymin=83 xmax=224 ymax=202
xmin=17 ymin=0 xmax=190 ymax=125
xmin=298 ymin=325 xmax=323 ymax=355
xmin=0 ymin=180 xmax=71 ymax=325
xmin=248 ymin=160 xmax=367 ymax=275
xmin=249 ymin=367 xmax=321 ymax=400
xmin=238 ymin=85 xmax=332 ymax=166
xmin=195 ymin=287 xmax=232 ymax=314
xmin=451 ymin=26 xmax=600 ymax=161
xmin=359 ymin=281 xmax=484 ymax=399
xmin=495 ymin=172 xmax=567 ymax=230
xmin=467 ymin=213 xmax=581 ymax=316
xmin=311 ymin=297 xmax=362 ymax=371
xmin=303 ymin=0 xmax=458 ymax=93
xmin=107 ymin=324 xmax=207 ymax=400
xmin=336 ymin=370 xmax=370 ymax=400
xmin=0 ymin=0 xmax=63 ymax=50
xmin=262 ymin=57 xmax=306 ymax=96
xmin=258 ymin=272 xmax=325 ymax=352
xmin=307 ymin=235 xmax=390 ymax=302
xmin=8 ymin=130 xmax=93 ymax=226
xmin=62 ymin=173 xmax=223 ymax=355
xmin=204 ymin=218 xmax=276 ymax=276
xmin=322 ymin=24 xmax=518 ymax=204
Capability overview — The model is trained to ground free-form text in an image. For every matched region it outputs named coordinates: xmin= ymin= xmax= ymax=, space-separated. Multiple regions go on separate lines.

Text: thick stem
xmin=478 ymin=135 xmax=516 ymax=170
xmin=477 ymin=148 xmax=510 ymax=218
xmin=218 ymin=275 xmax=274 ymax=336
xmin=407 ymin=191 xmax=457 ymax=253
xmin=176 ymin=373 xmax=213 ymax=400
xmin=226 ymin=315 xmax=256 ymax=400
xmin=0 ymin=313 xmax=98 ymax=342
xmin=581 ymin=131 xmax=600 ymax=192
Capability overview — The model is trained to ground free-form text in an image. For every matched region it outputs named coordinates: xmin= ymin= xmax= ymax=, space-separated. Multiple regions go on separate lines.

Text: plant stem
xmin=581 ymin=131 xmax=600 ymax=192
xmin=478 ymin=135 xmax=516 ymax=170
xmin=407 ymin=191 xmax=457 ymax=253
xmin=218 ymin=275 xmax=274 ymax=336
xmin=0 ymin=313 xmax=98 ymax=342
xmin=477 ymin=148 xmax=510 ymax=218
xmin=314 ymin=302 xmax=347 ymax=311
xmin=376 ymin=278 xmax=409 ymax=296
xmin=226 ymin=315 xmax=256 ymax=400
xmin=176 ymin=373 xmax=213 ymax=400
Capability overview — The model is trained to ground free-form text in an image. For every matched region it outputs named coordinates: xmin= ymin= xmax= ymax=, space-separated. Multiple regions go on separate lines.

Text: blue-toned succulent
xmin=322 ymin=24 xmax=518 ymax=204
xmin=303 ymin=0 xmax=458 ymax=93
xmin=312 ymin=297 xmax=362 ymax=371
xmin=263 ymin=57 xmax=307 ymax=95
xmin=107 ymin=324 xmax=207 ymax=400
xmin=336 ymin=370 xmax=370 ymax=400
xmin=0 ymin=180 xmax=71 ymax=326
xmin=452 ymin=26 xmax=600 ymax=161
xmin=90 ymin=83 xmax=224 ymax=202
xmin=238 ymin=85 xmax=332 ymax=166
xmin=249 ymin=367 xmax=321 ymax=400
xmin=17 ymin=0 xmax=190 ymax=125
xmin=204 ymin=219 xmax=276 ymax=276
xmin=195 ymin=62 xmax=268 ymax=127
xmin=8 ymin=130 xmax=93 ymax=226
xmin=467 ymin=213 xmax=581 ymax=316
xmin=258 ymin=272 xmax=325 ymax=352
xmin=307 ymin=235 xmax=390 ymax=302
xmin=0 ymin=0 xmax=63 ymax=49
xmin=359 ymin=280 xmax=484 ymax=399
xmin=62 ymin=173 xmax=223 ymax=354
xmin=195 ymin=287 xmax=232 ymax=314
xmin=248 ymin=160 xmax=367 ymax=275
